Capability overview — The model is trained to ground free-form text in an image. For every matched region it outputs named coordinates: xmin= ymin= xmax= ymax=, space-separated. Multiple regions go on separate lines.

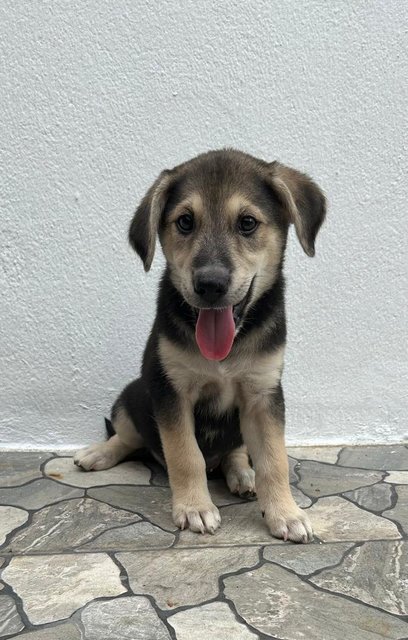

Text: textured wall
xmin=1 ymin=1 xmax=407 ymax=449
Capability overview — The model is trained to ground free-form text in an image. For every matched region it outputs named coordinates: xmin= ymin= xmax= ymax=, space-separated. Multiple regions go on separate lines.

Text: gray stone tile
xmin=177 ymin=487 xmax=310 ymax=547
xmin=343 ymin=483 xmax=393 ymax=512
xmin=168 ymin=602 xmax=258 ymax=639
xmin=0 ymin=594 xmax=24 ymax=637
xmin=177 ymin=500 xmax=282 ymax=547
xmin=2 ymin=553 xmax=126 ymax=625
xmin=14 ymin=623 xmax=81 ymax=639
xmin=1 ymin=444 xmax=406 ymax=640
xmin=289 ymin=456 xmax=299 ymax=483
xmin=4 ymin=498 xmax=140 ymax=553
xmin=81 ymin=596 xmax=170 ymax=639
xmin=224 ymin=563 xmax=408 ymax=639
xmin=290 ymin=486 xmax=312 ymax=508
xmin=338 ymin=445 xmax=408 ymax=471
xmin=88 ymin=485 xmax=176 ymax=531
xmin=79 ymin=521 xmax=175 ymax=551
xmin=0 ymin=452 xmax=50 ymax=487
xmin=208 ymin=478 xmax=247 ymax=506
xmin=383 ymin=485 xmax=408 ymax=534
xmin=384 ymin=471 xmax=408 ymax=484
xmin=0 ymin=505 xmax=29 ymax=546
xmin=0 ymin=479 xmax=84 ymax=510
xmin=311 ymin=541 xmax=408 ymax=615
xmin=0 ymin=557 xmax=4 ymax=591
xmin=287 ymin=446 xmax=341 ymax=464
xmin=118 ymin=547 xmax=259 ymax=610
xmin=44 ymin=457 xmax=151 ymax=488
xmin=264 ymin=542 xmax=354 ymax=575
xmin=307 ymin=496 xmax=401 ymax=542
xmin=88 ymin=482 xmax=244 ymax=535
xmin=297 ymin=460 xmax=383 ymax=498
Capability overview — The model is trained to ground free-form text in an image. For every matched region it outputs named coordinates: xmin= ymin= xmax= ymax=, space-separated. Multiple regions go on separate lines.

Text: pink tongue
xmin=195 ymin=307 xmax=235 ymax=361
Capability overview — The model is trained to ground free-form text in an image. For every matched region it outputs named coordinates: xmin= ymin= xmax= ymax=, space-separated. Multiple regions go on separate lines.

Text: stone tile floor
xmin=0 ymin=444 xmax=407 ymax=639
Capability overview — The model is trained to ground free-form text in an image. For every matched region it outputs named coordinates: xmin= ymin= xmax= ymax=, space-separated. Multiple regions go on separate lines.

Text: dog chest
xmin=159 ymin=336 xmax=285 ymax=410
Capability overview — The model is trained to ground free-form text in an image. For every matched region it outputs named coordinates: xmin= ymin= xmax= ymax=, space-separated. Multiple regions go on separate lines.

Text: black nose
xmin=193 ymin=266 xmax=231 ymax=305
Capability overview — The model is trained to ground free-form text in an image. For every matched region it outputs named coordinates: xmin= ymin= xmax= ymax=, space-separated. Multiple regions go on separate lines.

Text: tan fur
xmin=159 ymin=336 xmax=285 ymax=412
xmin=240 ymin=406 xmax=313 ymax=542
xmin=225 ymin=193 xmax=269 ymax=225
xmin=73 ymin=434 xmax=135 ymax=471
xmin=159 ymin=404 xmax=221 ymax=533
xmin=221 ymin=445 xmax=256 ymax=496
xmin=166 ymin=192 xmax=204 ymax=226
xmin=113 ymin=406 xmax=145 ymax=449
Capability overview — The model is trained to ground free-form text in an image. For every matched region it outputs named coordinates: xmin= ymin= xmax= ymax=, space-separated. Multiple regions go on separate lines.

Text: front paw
xmin=173 ymin=499 xmax=221 ymax=535
xmin=264 ymin=502 xmax=313 ymax=544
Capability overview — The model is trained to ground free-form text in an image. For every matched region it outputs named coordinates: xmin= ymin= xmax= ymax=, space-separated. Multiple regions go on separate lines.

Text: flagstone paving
xmin=0 ymin=444 xmax=407 ymax=639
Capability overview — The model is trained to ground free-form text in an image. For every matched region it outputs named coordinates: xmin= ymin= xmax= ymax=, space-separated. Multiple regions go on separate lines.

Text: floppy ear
xmin=269 ymin=162 xmax=326 ymax=257
xmin=128 ymin=169 xmax=174 ymax=271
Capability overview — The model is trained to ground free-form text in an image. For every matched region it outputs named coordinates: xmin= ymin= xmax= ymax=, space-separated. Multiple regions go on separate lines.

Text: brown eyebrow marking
xmin=167 ymin=192 xmax=204 ymax=224
xmin=225 ymin=193 xmax=269 ymax=225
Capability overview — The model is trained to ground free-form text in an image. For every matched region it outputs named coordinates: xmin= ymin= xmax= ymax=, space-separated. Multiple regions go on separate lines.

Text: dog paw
xmin=264 ymin=503 xmax=313 ymax=544
xmin=173 ymin=500 xmax=221 ymax=534
xmin=73 ymin=443 xmax=116 ymax=471
xmin=226 ymin=467 xmax=256 ymax=498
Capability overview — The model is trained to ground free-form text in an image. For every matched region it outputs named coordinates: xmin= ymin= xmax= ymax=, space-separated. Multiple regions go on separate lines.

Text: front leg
xmin=157 ymin=400 xmax=220 ymax=534
xmin=240 ymin=385 xmax=313 ymax=543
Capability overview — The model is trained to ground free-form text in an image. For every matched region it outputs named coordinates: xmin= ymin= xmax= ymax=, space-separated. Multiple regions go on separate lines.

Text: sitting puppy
xmin=75 ymin=149 xmax=326 ymax=543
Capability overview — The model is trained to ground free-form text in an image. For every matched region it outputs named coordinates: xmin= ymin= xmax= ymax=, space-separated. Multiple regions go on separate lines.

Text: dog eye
xmin=238 ymin=215 xmax=258 ymax=235
xmin=176 ymin=213 xmax=194 ymax=234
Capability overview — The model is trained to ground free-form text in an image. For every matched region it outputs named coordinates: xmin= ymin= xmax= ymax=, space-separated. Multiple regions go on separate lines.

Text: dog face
xmin=158 ymin=176 xmax=285 ymax=313
xmin=129 ymin=149 xmax=326 ymax=359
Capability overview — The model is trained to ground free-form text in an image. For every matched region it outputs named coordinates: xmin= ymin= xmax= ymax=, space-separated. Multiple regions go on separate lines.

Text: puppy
xmin=75 ymin=149 xmax=326 ymax=543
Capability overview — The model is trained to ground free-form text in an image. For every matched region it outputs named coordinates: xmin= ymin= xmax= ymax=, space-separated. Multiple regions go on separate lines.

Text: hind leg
xmin=221 ymin=445 xmax=256 ymax=498
xmin=74 ymin=405 xmax=144 ymax=471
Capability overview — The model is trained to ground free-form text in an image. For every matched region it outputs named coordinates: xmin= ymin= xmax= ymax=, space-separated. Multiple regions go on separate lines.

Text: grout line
xmin=340 ymin=489 xmax=393 ymax=516
xmin=335 ymin=445 xmax=344 ymax=465
xmin=0 ymin=508 xmax=36 ymax=555
xmin=252 ymin=545 xmax=408 ymax=624
xmin=74 ymin=518 xmax=156 ymax=552
xmin=0 ymin=476 xmax=51 ymax=491
xmin=0 ymin=487 xmax=86 ymax=513
xmin=1 ymin=534 xmax=405 ymax=559
xmin=86 ymin=493 xmax=178 ymax=536
xmin=272 ymin=553 xmax=408 ymax=622
xmin=0 ymin=567 xmax=34 ymax=634
xmin=131 ymin=592 xmax=179 ymax=640
xmin=217 ymin=549 xmax=276 ymax=640
xmin=107 ymin=552 xmax=133 ymax=594
xmin=296 ymin=456 xmax=397 ymax=473
xmin=302 ymin=540 xmax=363 ymax=579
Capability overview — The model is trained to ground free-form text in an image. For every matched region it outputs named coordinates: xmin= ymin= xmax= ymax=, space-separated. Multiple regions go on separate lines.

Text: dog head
xmin=129 ymin=149 xmax=326 ymax=360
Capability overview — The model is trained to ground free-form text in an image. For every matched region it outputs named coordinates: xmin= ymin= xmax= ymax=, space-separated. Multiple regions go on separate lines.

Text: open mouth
xmin=194 ymin=280 xmax=254 ymax=362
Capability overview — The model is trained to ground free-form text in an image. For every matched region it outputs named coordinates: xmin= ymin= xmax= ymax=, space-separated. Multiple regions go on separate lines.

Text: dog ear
xmin=269 ymin=162 xmax=326 ymax=257
xmin=129 ymin=169 xmax=175 ymax=271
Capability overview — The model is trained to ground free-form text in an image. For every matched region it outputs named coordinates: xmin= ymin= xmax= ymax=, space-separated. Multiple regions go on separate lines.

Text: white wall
xmin=1 ymin=1 xmax=407 ymax=449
